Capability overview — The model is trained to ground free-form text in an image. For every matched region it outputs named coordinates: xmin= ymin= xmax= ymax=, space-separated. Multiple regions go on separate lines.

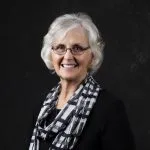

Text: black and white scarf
xmin=29 ymin=75 xmax=101 ymax=150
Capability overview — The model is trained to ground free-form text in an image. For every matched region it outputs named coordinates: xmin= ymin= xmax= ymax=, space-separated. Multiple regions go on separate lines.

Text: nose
xmin=63 ymin=49 xmax=74 ymax=59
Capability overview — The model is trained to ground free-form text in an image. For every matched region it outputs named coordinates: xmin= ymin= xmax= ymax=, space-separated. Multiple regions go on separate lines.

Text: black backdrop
xmin=2 ymin=0 xmax=150 ymax=150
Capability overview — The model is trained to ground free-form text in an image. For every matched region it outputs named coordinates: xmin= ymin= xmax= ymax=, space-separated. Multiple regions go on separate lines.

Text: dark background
xmin=2 ymin=0 xmax=150 ymax=149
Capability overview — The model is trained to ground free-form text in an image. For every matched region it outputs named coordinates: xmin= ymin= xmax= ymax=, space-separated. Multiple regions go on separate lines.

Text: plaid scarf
xmin=29 ymin=76 xmax=101 ymax=150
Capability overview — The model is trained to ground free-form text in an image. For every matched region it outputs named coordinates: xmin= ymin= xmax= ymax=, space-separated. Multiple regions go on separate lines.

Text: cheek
xmin=51 ymin=54 xmax=58 ymax=69
xmin=51 ymin=53 xmax=58 ymax=64
xmin=80 ymin=57 xmax=92 ymax=72
xmin=84 ymin=54 xmax=93 ymax=67
xmin=87 ymin=57 xmax=93 ymax=71
xmin=51 ymin=54 xmax=63 ymax=69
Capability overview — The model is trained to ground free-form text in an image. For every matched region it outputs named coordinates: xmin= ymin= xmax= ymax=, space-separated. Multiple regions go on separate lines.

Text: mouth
xmin=61 ymin=64 xmax=78 ymax=68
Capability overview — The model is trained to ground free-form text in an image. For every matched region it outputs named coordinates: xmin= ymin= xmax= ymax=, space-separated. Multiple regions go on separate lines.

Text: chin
xmin=57 ymin=71 xmax=87 ymax=82
xmin=59 ymin=73 xmax=86 ymax=83
xmin=60 ymin=75 xmax=77 ymax=81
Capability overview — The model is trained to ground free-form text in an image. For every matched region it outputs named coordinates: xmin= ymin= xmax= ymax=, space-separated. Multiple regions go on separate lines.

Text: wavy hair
xmin=41 ymin=12 xmax=104 ymax=74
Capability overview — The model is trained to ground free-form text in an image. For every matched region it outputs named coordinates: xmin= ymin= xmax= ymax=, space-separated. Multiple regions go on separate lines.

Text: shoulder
xmin=95 ymin=89 xmax=126 ymax=114
xmin=93 ymin=89 xmax=136 ymax=149
xmin=98 ymin=89 xmax=122 ymax=104
xmin=89 ymin=89 xmax=129 ymax=130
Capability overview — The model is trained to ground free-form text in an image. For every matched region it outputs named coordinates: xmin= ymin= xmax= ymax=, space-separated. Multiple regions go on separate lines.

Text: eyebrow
xmin=54 ymin=43 xmax=87 ymax=47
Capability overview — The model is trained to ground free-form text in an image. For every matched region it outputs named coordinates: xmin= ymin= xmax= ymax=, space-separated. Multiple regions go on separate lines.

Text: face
xmin=51 ymin=26 xmax=93 ymax=82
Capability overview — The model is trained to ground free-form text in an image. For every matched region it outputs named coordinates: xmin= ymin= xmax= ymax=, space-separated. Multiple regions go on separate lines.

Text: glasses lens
xmin=52 ymin=44 xmax=66 ymax=55
xmin=71 ymin=45 xmax=85 ymax=55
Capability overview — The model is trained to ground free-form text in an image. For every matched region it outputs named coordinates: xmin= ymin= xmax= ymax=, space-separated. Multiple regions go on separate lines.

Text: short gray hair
xmin=41 ymin=12 xmax=104 ymax=74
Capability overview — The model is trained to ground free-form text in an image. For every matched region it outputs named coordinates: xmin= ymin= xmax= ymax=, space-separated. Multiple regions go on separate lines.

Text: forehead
xmin=53 ymin=26 xmax=89 ymax=45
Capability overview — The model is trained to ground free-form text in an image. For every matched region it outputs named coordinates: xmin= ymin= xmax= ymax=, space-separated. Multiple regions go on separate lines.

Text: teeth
xmin=62 ymin=64 xmax=77 ymax=68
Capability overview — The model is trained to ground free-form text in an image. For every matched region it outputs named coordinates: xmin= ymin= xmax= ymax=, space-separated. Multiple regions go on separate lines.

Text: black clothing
xmin=32 ymin=89 xmax=135 ymax=150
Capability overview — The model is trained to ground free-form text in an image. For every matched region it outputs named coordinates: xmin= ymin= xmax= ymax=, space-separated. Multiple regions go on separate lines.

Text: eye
xmin=72 ymin=44 xmax=84 ymax=52
xmin=56 ymin=44 xmax=65 ymax=50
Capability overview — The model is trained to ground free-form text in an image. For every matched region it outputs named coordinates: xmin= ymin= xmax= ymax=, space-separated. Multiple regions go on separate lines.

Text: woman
xmin=29 ymin=13 xmax=135 ymax=150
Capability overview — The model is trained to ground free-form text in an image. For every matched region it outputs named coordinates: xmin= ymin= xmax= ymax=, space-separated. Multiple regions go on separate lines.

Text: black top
xmin=35 ymin=89 xmax=135 ymax=150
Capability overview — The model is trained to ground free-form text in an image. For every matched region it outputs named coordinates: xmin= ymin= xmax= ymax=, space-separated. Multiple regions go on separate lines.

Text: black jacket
xmin=74 ymin=89 xmax=135 ymax=150
xmin=30 ymin=89 xmax=136 ymax=150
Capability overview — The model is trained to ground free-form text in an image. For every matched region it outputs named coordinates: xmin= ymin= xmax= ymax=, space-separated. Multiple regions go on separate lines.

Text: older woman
xmin=29 ymin=13 xmax=135 ymax=150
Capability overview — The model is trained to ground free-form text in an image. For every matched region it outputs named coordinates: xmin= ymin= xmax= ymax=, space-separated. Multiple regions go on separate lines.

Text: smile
xmin=61 ymin=64 xmax=78 ymax=68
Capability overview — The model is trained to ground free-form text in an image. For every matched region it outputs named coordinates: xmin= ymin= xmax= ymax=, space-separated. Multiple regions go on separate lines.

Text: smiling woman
xmin=29 ymin=13 xmax=135 ymax=150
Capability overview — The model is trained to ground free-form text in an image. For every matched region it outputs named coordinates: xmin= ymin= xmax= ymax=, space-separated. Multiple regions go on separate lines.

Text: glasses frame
xmin=51 ymin=45 xmax=90 ymax=55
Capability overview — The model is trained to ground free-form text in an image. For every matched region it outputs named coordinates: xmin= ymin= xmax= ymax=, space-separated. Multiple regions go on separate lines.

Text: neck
xmin=60 ymin=79 xmax=82 ymax=100
xmin=56 ymin=76 xmax=87 ymax=109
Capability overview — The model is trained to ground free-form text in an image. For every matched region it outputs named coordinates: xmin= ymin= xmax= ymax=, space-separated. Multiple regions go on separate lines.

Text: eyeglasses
xmin=51 ymin=44 xmax=90 ymax=55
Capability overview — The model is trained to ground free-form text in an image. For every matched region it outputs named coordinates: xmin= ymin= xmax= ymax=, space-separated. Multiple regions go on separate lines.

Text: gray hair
xmin=41 ymin=12 xmax=104 ymax=74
